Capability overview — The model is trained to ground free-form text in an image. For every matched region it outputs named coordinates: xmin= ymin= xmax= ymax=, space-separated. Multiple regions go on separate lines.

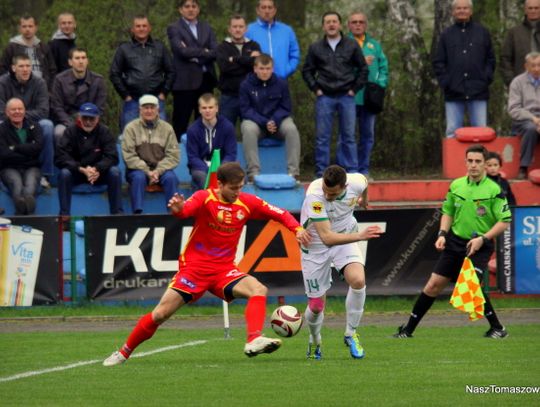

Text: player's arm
xmin=313 ymin=220 xmax=381 ymax=247
xmin=466 ymin=221 xmax=510 ymax=256
xmin=168 ymin=191 xmax=206 ymax=218
xmin=435 ymin=213 xmax=453 ymax=251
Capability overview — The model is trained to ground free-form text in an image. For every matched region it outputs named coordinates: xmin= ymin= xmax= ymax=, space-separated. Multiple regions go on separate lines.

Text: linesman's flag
xmin=204 ymin=149 xmax=221 ymax=189
xmin=449 ymin=257 xmax=486 ymax=321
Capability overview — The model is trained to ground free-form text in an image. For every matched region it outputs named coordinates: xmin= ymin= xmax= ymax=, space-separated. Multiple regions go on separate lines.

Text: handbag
xmin=364 ymin=82 xmax=385 ymax=114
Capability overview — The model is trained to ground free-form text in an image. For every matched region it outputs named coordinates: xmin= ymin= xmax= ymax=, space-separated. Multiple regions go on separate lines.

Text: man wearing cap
xmin=55 ymin=102 xmax=123 ymax=216
xmin=0 ymin=98 xmax=43 ymax=215
xmin=121 ymin=95 xmax=179 ymax=214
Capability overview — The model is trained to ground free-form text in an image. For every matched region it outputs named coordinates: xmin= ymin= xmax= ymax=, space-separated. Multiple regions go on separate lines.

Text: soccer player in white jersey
xmin=300 ymin=165 xmax=382 ymax=359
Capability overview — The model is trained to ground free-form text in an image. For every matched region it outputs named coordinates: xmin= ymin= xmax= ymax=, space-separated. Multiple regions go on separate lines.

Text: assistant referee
xmin=394 ymin=144 xmax=512 ymax=339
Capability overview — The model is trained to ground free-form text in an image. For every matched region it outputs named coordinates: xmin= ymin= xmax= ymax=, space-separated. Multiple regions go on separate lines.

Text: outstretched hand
xmin=296 ymin=228 xmax=311 ymax=247
xmin=358 ymin=225 xmax=383 ymax=240
xmin=168 ymin=193 xmax=185 ymax=213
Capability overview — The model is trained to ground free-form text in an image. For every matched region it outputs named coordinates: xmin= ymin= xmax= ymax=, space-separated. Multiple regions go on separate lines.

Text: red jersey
xmin=173 ymin=189 xmax=302 ymax=271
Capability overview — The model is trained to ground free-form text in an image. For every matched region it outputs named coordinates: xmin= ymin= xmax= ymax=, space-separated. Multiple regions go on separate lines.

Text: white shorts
xmin=301 ymin=242 xmax=364 ymax=298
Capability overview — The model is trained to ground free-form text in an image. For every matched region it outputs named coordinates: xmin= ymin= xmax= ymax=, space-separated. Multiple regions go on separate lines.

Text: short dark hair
xmin=322 ymin=11 xmax=341 ymax=24
xmin=178 ymin=0 xmax=199 ymax=7
xmin=68 ymin=47 xmax=87 ymax=59
xmin=322 ymin=165 xmax=347 ymax=188
xmin=229 ymin=14 xmax=246 ymax=24
xmin=12 ymin=54 xmax=30 ymax=65
xmin=466 ymin=144 xmax=488 ymax=160
xmin=217 ymin=162 xmax=245 ymax=185
xmin=486 ymin=151 xmax=502 ymax=165
xmin=20 ymin=14 xmax=37 ymax=24
xmin=254 ymin=53 xmax=273 ymax=66
xmin=198 ymin=92 xmax=218 ymax=106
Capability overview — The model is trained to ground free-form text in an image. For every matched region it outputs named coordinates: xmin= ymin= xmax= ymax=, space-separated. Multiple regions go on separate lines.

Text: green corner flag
xmin=204 ymin=149 xmax=221 ymax=189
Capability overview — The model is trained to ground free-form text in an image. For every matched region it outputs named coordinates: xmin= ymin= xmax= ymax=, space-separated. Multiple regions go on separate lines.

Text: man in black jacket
xmin=55 ymin=103 xmax=123 ymax=216
xmin=302 ymin=11 xmax=368 ymax=178
xmin=48 ymin=12 xmax=77 ymax=73
xmin=0 ymin=98 xmax=43 ymax=215
xmin=432 ymin=0 xmax=495 ymax=138
xmin=216 ymin=15 xmax=260 ymax=126
xmin=110 ymin=15 xmax=175 ymax=131
xmin=51 ymin=48 xmax=107 ymax=140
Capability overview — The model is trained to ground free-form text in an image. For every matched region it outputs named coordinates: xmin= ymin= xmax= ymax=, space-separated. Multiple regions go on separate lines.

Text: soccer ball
xmin=270 ymin=305 xmax=303 ymax=337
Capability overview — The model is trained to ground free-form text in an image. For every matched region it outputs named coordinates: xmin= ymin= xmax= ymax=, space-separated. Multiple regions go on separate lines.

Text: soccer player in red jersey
xmin=104 ymin=162 xmax=310 ymax=365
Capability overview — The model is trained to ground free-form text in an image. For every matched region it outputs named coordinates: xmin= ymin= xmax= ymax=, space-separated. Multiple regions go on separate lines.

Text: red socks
xmin=120 ymin=312 xmax=159 ymax=358
xmin=245 ymin=295 xmax=267 ymax=342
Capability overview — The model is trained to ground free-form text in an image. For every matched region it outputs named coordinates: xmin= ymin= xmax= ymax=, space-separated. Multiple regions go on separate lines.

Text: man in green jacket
xmin=348 ymin=11 xmax=388 ymax=176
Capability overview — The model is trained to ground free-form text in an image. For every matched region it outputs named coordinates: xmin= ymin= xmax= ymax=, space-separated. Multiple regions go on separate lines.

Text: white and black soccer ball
xmin=270 ymin=305 xmax=303 ymax=337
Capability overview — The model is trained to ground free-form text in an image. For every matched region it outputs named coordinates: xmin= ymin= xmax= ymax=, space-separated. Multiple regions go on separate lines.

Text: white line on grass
xmin=0 ymin=340 xmax=207 ymax=384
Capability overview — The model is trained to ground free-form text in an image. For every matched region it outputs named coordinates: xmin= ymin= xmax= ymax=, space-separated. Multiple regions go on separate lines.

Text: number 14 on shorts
xmin=306 ymin=279 xmax=320 ymax=293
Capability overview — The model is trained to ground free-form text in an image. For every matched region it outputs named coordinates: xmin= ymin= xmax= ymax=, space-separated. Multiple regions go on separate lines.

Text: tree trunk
xmin=431 ymin=0 xmax=453 ymax=57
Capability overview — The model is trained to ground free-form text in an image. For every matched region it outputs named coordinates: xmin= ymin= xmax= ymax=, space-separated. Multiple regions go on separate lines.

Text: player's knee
xmin=349 ymin=277 xmax=365 ymax=290
xmin=152 ymin=307 xmax=174 ymax=324
xmin=424 ymin=280 xmax=443 ymax=297
xmin=250 ymin=282 xmax=268 ymax=297
xmin=308 ymin=297 xmax=325 ymax=314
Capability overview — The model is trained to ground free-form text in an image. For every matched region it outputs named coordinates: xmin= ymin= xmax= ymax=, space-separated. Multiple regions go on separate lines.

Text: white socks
xmin=305 ymin=306 xmax=324 ymax=345
xmin=345 ymin=286 xmax=366 ymax=336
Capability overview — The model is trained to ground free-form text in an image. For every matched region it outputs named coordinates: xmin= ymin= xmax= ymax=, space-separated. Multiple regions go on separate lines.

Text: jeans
xmin=241 ymin=117 xmax=301 ymax=177
xmin=190 ymin=169 xmax=207 ymax=190
xmin=315 ymin=94 xmax=357 ymax=177
xmin=219 ymin=94 xmax=240 ymax=127
xmin=445 ymin=100 xmax=487 ymax=138
xmin=58 ymin=166 xmax=123 ymax=215
xmin=512 ymin=120 xmax=539 ymax=167
xmin=356 ymin=105 xmax=376 ymax=175
xmin=121 ymin=99 xmax=167 ymax=132
xmin=126 ymin=169 xmax=178 ymax=213
xmin=0 ymin=167 xmax=41 ymax=214
xmin=38 ymin=119 xmax=54 ymax=177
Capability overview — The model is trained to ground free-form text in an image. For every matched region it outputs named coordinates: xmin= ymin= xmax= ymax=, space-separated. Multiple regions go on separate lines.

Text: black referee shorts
xmin=434 ymin=232 xmax=494 ymax=282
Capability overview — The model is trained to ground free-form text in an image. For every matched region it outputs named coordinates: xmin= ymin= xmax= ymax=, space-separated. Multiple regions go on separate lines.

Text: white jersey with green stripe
xmin=301 ymin=173 xmax=368 ymax=247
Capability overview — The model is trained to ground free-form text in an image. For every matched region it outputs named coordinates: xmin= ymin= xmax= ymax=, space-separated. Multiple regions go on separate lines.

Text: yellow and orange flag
xmin=204 ymin=149 xmax=221 ymax=189
xmin=449 ymin=257 xmax=486 ymax=321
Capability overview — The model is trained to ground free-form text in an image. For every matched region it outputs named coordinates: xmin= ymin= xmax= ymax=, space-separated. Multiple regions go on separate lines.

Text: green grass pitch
xmin=1 ymin=323 xmax=539 ymax=406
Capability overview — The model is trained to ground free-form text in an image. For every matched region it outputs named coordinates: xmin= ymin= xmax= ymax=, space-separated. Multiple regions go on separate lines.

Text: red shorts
xmin=168 ymin=264 xmax=247 ymax=303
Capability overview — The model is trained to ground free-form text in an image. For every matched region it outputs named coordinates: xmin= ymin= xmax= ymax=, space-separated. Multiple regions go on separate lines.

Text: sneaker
xmin=393 ymin=325 xmax=413 ymax=338
xmin=484 ymin=326 xmax=508 ymax=339
xmin=24 ymin=196 xmax=36 ymax=214
xmin=244 ymin=336 xmax=282 ymax=357
xmin=40 ymin=176 xmax=51 ymax=189
xmin=306 ymin=343 xmax=322 ymax=360
xmin=103 ymin=351 xmax=127 ymax=366
xmin=344 ymin=333 xmax=365 ymax=359
xmin=14 ymin=197 xmax=27 ymax=215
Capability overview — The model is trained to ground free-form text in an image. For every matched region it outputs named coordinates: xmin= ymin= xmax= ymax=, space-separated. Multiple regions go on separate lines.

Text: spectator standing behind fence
xmin=432 ymin=0 xmax=495 ymax=138
xmin=508 ymin=52 xmax=540 ymax=180
xmin=302 ymin=11 xmax=368 ymax=178
xmin=501 ymin=0 xmax=540 ymax=87
xmin=187 ymin=93 xmax=237 ymax=190
xmin=110 ymin=15 xmax=175 ymax=132
xmin=347 ymin=11 xmax=388 ymax=177
xmin=51 ymin=48 xmax=107 ymax=141
xmin=216 ymin=15 xmax=261 ymax=126
xmin=55 ymin=103 xmax=123 ymax=216
xmin=0 ymin=98 xmax=42 ymax=215
xmin=48 ymin=12 xmax=77 ymax=73
xmin=246 ymin=0 xmax=300 ymax=79
xmin=0 ymin=54 xmax=54 ymax=189
xmin=167 ymin=0 xmax=217 ymax=139
xmin=0 ymin=14 xmax=56 ymax=89
xmin=239 ymin=54 xmax=301 ymax=183
xmin=122 ymin=95 xmax=179 ymax=214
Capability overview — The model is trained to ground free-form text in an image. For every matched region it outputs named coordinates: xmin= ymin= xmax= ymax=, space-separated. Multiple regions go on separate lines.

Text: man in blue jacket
xmin=239 ymin=54 xmax=300 ymax=182
xmin=187 ymin=93 xmax=237 ymax=189
xmin=433 ymin=0 xmax=495 ymax=138
xmin=246 ymin=0 xmax=300 ymax=79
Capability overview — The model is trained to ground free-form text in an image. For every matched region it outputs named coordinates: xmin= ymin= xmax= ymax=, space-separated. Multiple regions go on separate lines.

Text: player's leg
xmin=301 ymin=251 xmax=331 ymax=360
xmin=341 ymin=262 xmax=367 ymax=359
xmin=103 ymin=288 xmax=186 ymax=366
xmin=231 ymin=275 xmax=282 ymax=357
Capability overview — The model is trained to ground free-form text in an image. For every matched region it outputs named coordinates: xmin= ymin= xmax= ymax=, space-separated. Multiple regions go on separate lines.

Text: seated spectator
xmin=55 ymin=103 xmax=123 ymax=216
xmin=0 ymin=98 xmax=42 ymax=215
xmin=49 ymin=12 xmax=77 ymax=73
xmin=122 ymin=95 xmax=179 ymax=214
xmin=187 ymin=93 xmax=237 ymax=189
xmin=508 ymin=51 xmax=540 ymax=179
xmin=486 ymin=151 xmax=517 ymax=205
xmin=51 ymin=47 xmax=107 ymax=141
xmin=216 ymin=15 xmax=261 ymax=126
xmin=110 ymin=15 xmax=174 ymax=132
xmin=239 ymin=54 xmax=300 ymax=182
xmin=0 ymin=54 xmax=54 ymax=188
